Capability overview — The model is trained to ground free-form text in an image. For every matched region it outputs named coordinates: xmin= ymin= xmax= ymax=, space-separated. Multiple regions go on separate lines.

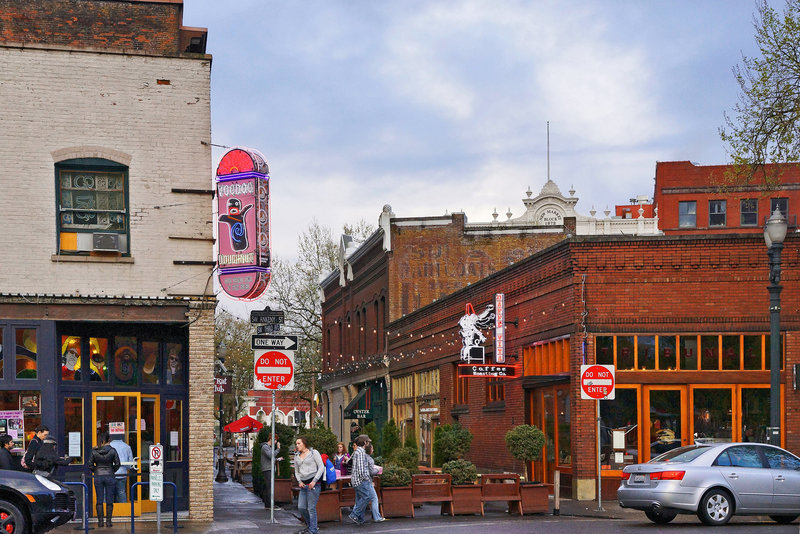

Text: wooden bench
xmin=411 ymin=473 xmax=453 ymax=516
xmin=231 ymin=456 xmax=253 ymax=482
xmin=481 ymin=473 xmax=522 ymax=515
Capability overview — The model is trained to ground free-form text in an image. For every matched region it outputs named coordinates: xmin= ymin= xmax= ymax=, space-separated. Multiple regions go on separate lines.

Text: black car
xmin=0 ymin=469 xmax=75 ymax=533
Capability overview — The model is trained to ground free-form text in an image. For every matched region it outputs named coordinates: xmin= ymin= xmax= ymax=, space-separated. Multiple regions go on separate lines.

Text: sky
xmin=182 ymin=0 xmax=763 ymax=317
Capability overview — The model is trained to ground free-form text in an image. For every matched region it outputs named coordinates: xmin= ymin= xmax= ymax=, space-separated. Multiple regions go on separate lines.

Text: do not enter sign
xmin=581 ymin=364 xmax=615 ymax=400
xmin=254 ymin=350 xmax=295 ymax=390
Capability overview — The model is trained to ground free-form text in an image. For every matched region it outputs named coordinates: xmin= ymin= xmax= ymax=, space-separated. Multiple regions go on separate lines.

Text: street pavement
xmin=53 ymin=476 xmax=800 ymax=534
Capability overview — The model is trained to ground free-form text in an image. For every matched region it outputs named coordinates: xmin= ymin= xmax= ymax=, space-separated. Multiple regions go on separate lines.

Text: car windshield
xmin=649 ymin=445 xmax=710 ymax=463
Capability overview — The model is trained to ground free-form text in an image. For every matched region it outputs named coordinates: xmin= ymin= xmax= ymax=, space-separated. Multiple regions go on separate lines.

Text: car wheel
xmin=697 ymin=489 xmax=733 ymax=526
xmin=769 ymin=515 xmax=799 ymax=524
xmin=0 ymin=499 xmax=28 ymax=534
xmin=645 ymin=509 xmax=678 ymax=524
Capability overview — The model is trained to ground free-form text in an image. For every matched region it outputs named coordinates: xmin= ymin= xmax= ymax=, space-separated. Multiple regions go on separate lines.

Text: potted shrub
xmin=381 ymin=419 xmax=402 ymax=460
xmin=388 ymin=446 xmax=419 ymax=473
xmin=300 ymin=423 xmax=341 ymax=521
xmin=441 ymin=459 xmax=482 ymax=516
xmin=379 ymin=464 xmax=414 ymax=518
xmin=432 ymin=423 xmax=473 ymax=467
xmin=505 ymin=424 xmax=548 ymax=514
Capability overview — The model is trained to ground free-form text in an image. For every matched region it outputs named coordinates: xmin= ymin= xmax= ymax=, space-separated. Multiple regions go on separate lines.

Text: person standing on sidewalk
xmin=348 ymin=434 xmax=373 ymax=526
xmin=260 ymin=435 xmax=281 ymax=510
xmin=293 ymin=436 xmax=324 ymax=534
xmin=109 ymin=432 xmax=135 ymax=503
xmin=0 ymin=435 xmax=18 ymax=471
xmin=21 ymin=425 xmax=48 ymax=471
xmin=91 ymin=431 xmax=121 ymax=528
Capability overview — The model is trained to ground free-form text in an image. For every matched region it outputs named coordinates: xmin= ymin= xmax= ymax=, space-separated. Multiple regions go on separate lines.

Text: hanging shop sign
xmin=214 ymin=374 xmax=232 ymax=394
xmin=495 ymin=293 xmax=505 ymax=363
xmin=216 ymin=147 xmax=271 ymax=300
xmin=458 ymin=363 xmax=517 ymax=377
xmin=458 ymin=302 xmax=495 ymax=364
xmin=457 ymin=298 xmax=518 ymax=379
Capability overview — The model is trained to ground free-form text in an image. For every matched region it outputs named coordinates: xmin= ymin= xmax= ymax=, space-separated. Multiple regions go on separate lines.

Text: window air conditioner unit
xmin=92 ymin=233 xmax=120 ymax=252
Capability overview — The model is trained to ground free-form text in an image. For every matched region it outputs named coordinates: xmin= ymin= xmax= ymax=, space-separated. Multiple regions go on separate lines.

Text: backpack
xmin=324 ymin=458 xmax=336 ymax=485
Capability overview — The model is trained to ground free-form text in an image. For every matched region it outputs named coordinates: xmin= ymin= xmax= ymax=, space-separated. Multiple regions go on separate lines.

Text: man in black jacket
xmin=22 ymin=425 xmax=49 ymax=471
xmin=0 ymin=434 xmax=17 ymax=470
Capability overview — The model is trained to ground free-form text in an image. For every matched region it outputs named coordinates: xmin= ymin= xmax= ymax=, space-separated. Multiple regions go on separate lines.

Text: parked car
xmin=618 ymin=442 xmax=800 ymax=526
xmin=0 ymin=469 xmax=75 ymax=533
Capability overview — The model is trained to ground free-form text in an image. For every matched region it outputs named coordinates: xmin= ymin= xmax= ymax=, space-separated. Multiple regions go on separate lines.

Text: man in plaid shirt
xmin=348 ymin=434 xmax=373 ymax=525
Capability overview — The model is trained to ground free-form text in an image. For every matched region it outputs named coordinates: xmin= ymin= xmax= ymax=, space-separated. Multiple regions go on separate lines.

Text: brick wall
xmin=187 ymin=300 xmax=215 ymax=521
xmin=0 ymin=44 xmax=213 ymax=298
xmin=0 ymin=0 xmax=188 ymax=55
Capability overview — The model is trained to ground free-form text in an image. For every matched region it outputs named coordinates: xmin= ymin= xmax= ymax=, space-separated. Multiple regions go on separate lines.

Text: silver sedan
xmin=617 ymin=442 xmax=800 ymax=526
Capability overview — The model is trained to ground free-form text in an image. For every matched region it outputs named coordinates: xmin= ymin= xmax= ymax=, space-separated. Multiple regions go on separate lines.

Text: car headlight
xmin=35 ymin=474 xmax=63 ymax=492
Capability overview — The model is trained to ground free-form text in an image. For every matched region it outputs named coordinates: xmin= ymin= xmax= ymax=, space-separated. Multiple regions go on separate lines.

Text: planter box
xmin=274 ymin=478 xmax=293 ymax=504
xmin=316 ymin=489 xmax=341 ymax=522
xmin=450 ymin=484 xmax=483 ymax=516
xmin=380 ymin=486 xmax=414 ymax=518
xmin=519 ymin=482 xmax=549 ymax=514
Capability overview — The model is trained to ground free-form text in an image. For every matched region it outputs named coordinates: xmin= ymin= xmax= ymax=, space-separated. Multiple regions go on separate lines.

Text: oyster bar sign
xmin=216 ymin=147 xmax=272 ymax=300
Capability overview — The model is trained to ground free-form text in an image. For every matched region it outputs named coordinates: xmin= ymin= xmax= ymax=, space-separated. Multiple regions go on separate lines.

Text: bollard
xmin=553 ymin=470 xmax=560 ymax=516
xmin=64 ymin=480 xmax=92 ymax=533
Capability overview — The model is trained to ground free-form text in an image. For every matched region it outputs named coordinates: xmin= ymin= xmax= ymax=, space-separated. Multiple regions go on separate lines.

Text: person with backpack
xmin=32 ymin=435 xmax=70 ymax=480
xmin=21 ymin=425 xmax=49 ymax=471
xmin=293 ymin=436 xmax=324 ymax=534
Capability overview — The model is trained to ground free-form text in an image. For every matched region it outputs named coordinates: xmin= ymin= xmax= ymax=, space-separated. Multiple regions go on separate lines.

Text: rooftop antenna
xmin=547 ymin=121 xmax=550 ymax=182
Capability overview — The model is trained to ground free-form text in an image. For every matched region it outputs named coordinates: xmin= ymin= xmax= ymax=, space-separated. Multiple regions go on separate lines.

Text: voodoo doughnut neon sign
xmin=215 ymin=147 xmax=271 ymax=300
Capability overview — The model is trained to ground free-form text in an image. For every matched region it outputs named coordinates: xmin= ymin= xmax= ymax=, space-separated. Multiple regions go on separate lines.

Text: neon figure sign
xmin=215 ymin=147 xmax=271 ymax=300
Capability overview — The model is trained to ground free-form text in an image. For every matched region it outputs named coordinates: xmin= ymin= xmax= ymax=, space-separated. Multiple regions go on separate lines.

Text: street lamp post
xmin=215 ymin=342 xmax=229 ymax=483
xmin=764 ymin=207 xmax=788 ymax=446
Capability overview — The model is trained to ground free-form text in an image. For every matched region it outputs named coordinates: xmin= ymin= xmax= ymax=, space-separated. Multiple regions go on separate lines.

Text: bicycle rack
xmin=129 ymin=481 xmax=181 ymax=534
xmin=63 ymin=481 xmax=91 ymax=534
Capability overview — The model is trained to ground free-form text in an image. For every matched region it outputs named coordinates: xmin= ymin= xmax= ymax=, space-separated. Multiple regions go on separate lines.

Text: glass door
xmin=92 ymin=393 xmax=160 ymax=517
xmin=644 ymin=386 xmax=688 ymax=461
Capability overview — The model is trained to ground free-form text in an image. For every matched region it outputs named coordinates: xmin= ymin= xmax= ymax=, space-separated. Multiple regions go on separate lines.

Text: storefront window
xmin=142 ymin=341 xmax=160 ymax=384
xmin=700 ymin=336 xmax=719 ymax=370
xmin=658 ymin=336 xmax=677 ymax=370
xmin=600 ymin=388 xmax=638 ymax=469
xmin=15 ymin=328 xmax=37 ymax=379
xmin=543 ymin=392 xmax=555 ymax=482
xmin=743 ymin=336 xmax=762 ymax=370
xmin=557 ymin=389 xmax=570 ymax=465
xmin=61 ymin=336 xmax=82 ymax=381
xmin=166 ymin=400 xmax=182 ymax=461
xmin=0 ymin=390 xmax=42 ymax=448
xmin=649 ymin=389 xmax=682 ymax=458
xmin=741 ymin=387 xmax=769 ymax=443
xmin=637 ymin=336 xmax=655 ymax=370
xmin=722 ymin=336 xmax=740 ymax=370
xmin=596 ymin=336 xmax=613 ymax=364
xmin=64 ymin=397 xmax=84 ymax=465
xmin=617 ymin=336 xmax=635 ymax=370
xmin=680 ymin=336 xmax=698 ymax=370
xmin=90 ymin=337 xmax=109 ymax=382
xmin=165 ymin=343 xmax=184 ymax=385
xmin=693 ymin=388 xmax=732 ymax=443
xmin=114 ymin=337 xmax=138 ymax=386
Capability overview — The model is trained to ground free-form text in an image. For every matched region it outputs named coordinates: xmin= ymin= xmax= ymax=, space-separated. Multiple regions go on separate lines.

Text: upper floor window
xmin=56 ymin=159 xmax=129 ymax=255
xmin=740 ymin=199 xmax=758 ymax=226
xmin=709 ymin=200 xmax=726 ymax=227
xmin=770 ymin=198 xmax=788 ymax=218
xmin=679 ymin=201 xmax=696 ymax=228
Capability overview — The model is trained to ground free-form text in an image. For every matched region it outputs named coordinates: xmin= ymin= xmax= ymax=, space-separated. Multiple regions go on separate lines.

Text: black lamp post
xmin=764 ymin=207 xmax=788 ymax=446
xmin=215 ymin=342 xmax=229 ymax=483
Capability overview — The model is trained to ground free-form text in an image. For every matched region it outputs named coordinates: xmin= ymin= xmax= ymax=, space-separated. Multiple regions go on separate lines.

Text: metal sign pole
xmin=596 ymin=399 xmax=605 ymax=512
xmin=270 ymin=389 xmax=276 ymax=524
xmin=157 ymin=501 xmax=161 ymax=533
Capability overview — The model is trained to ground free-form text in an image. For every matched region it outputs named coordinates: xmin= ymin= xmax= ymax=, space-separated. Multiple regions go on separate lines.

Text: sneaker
xmin=347 ymin=515 xmax=364 ymax=525
xmin=375 ymin=517 xmax=387 ymax=522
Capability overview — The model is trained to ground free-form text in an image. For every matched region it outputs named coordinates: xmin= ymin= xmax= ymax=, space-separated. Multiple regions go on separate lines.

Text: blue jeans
xmin=94 ymin=475 xmax=115 ymax=505
xmin=297 ymin=483 xmax=321 ymax=534
xmin=351 ymin=481 xmax=373 ymax=522
xmin=114 ymin=475 xmax=128 ymax=503
xmin=367 ymin=482 xmax=382 ymax=520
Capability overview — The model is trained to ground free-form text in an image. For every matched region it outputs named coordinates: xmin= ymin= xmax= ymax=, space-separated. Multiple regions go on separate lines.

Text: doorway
xmin=92 ymin=392 xmax=160 ymax=516
xmin=528 ymin=384 xmax=571 ymax=490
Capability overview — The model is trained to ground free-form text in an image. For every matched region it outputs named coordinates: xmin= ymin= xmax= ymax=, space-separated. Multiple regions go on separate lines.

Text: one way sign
xmin=251 ymin=335 xmax=298 ymax=351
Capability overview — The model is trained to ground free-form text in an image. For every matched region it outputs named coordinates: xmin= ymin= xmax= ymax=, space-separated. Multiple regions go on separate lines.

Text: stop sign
xmin=254 ymin=350 xmax=294 ymax=390
xmin=580 ymin=364 xmax=615 ymax=400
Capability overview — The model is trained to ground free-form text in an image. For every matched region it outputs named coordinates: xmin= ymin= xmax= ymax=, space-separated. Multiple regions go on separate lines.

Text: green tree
xmin=720 ymin=0 xmax=800 ymax=184
xmin=302 ymin=422 xmax=338 ymax=457
xmin=432 ymin=423 xmax=472 ymax=467
xmin=381 ymin=419 xmax=402 ymax=460
xmin=215 ymin=313 xmax=256 ymax=442
xmin=504 ymin=424 xmax=545 ymax=482
xmin=364 ymin=421 xmax=380 ymax=455
xmin=252 ymin=422 xmax=296 ymax=493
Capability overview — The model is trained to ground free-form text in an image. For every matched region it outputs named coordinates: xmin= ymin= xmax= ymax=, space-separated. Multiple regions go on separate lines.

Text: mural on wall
xmin=216 ymin=147 xmax=271 ymax=300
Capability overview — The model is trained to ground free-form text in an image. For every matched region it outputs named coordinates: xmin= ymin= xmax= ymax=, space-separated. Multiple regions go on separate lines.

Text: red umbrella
xmin=223 ymin=415 xmax=263 ymax=433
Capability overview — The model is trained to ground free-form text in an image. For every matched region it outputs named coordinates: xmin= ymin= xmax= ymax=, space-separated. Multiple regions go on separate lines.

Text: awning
xmin=343 ymin=387 xmax=371 ymax=419
xmin=519 ymin=374 xmax=570 ymax=390
xmin=223 ymin=415 xmax=263 ymax=433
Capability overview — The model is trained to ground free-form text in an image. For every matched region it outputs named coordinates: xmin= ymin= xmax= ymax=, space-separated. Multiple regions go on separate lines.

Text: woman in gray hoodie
xmin=293 ymin=436 xmax=324 ymax=534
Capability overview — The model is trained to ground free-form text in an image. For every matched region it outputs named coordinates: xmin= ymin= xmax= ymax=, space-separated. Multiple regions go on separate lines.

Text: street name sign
xmin=580 ymin=364 xmax=615 ymax=400
xmin=251 ymin=335 xmax=298 ymax=351
xmin=254 ymin=349 xmax=295 ymax=390
xmin=250 ymin=308 xmax=285 ymax=324
xmin=256 ymin=323 xmax=282 ymax=334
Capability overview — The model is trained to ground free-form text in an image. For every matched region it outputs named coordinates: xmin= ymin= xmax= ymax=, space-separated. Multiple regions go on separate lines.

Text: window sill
xmin=451 ymin=404 xmax=469 ymax=415
xmin=482 ymin=401 xmax=506 ymax=413
xmin=52 ymin=254 xmax=134 ymax=263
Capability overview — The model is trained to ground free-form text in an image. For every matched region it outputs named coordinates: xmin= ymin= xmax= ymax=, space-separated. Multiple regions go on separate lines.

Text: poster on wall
xmin=0 ymin=410 xmax=24 ymax=440
xmin=20 ymin=394 xmax=40 ymax=415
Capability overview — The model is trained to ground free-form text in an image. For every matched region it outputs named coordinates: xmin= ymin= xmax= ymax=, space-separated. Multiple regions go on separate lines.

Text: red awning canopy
xmin=223 ymin=415 xmax=263 ymax=433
